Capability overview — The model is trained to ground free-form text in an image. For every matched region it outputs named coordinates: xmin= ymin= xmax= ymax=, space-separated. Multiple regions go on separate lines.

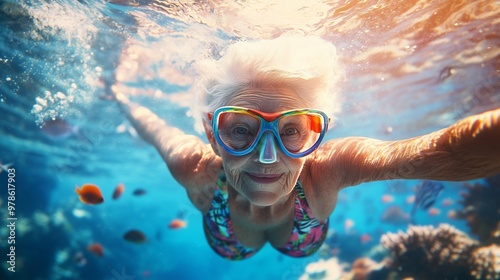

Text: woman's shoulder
xmin=299 ymin=158 xmax=341 ymax=221
xmin=164 ymin=137 xmax=220 ymax=185
xmin=162 ymin=138 xmax=222 ymax=212
xmin=181 ymin=153 xmax=222 ymax=213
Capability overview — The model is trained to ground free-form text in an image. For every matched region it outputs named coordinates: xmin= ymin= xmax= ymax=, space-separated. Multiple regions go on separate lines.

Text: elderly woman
xmin=112 ymin=35 xmax=500 ymax=260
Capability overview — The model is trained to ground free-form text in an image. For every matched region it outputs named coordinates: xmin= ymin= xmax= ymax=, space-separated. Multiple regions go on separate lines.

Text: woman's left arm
xmin=314 ymin=108 xmax=500 ymax=189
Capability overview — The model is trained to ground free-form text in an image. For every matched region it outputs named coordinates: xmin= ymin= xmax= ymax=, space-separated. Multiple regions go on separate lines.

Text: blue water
xmin=0 ymin=0 xmax=499 ymax=279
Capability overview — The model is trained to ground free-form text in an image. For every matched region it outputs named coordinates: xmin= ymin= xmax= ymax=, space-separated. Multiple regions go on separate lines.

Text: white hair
xmin=191 ymin=34 xmax=344 ymax=133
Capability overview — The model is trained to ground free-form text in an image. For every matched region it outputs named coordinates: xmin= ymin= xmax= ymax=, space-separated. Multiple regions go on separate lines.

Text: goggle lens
xmin=215 ymin=110 xmax=326 ymax=156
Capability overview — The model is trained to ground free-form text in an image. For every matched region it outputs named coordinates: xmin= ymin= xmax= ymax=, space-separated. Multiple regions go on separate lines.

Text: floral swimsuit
xmin=203 ymin=169 xmax=329 ymax=260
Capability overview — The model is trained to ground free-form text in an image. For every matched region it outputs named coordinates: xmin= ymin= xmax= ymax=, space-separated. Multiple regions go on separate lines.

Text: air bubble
xmin=33 ymin=104 xmax=43 ymax=112
xmin=55 ymin=92 xmax=66 ymax=99
xmin=36 ymin=97 xmax=48 ymax=107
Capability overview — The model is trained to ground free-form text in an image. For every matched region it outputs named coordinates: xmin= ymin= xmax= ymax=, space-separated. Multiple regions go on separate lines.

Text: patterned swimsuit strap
xmin=216 ymin=167 xmax=228 ymax=195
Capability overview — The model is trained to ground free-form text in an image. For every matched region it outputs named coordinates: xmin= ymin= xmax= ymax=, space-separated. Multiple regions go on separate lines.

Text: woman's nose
xmin=258 ymin=132 xmax=277 ymax=164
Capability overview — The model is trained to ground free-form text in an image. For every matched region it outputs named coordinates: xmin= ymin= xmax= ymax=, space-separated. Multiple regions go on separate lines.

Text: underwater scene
xmin=0 ymin=0 xmax=499 ymax=279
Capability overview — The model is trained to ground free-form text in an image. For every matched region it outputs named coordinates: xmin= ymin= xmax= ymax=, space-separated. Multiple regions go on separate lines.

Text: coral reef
xmin=381 ymin=224 xmax=476 ymax=279
xmin=469 ymin=244 xmax=500 ymax=280
xmin=456 ymin=174 xmax=500 ymax=246
xmin=381 ymin=224 xmax=500 ymax=280
xmin=300 ymin=256 xmax=392 ymax=280
xmin=350 ymin=258 xmax=376 ymax=280
xmin=344 ymin=257 xmax=389 ymax=280
xmin=298 ymin=258 xmax=344 ymax=280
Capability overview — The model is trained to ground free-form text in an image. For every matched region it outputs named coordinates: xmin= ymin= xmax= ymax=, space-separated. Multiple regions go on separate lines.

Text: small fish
xmin=75 ymin=184 xmax=104 ymax=205
xmin=360 ymin=233 xmax=372 ymax=244
xmin=405 ymin=195 xmax=415 ymax=204
xmin=123 ymin=229 xmax=147 ymax=243
xmin=410 ymin=180 xmax=444 ymax=224
xmin=447 ymin=210 xmax=457 ymax=219
xmin=428 ymin=207 xmax=441 ymax=216
xmin=112 ymin=183 xmax=125 ymax=200
xmin=441 ymin=197 xmax=453 ymax=207
xmin=168 ymin=210 xmax=188 ymax=230
xmin=168 ymin=219 xmax=187 ymax=230
xmin=381 ymin=194 xmax=394 ymax=203
xmin=87 ymin=243 xmax=104 ymax=257
xmin=344 ymin=219 xmax=354 ymax=233
xmin=133 ymin=189 xmax=146 ymax=196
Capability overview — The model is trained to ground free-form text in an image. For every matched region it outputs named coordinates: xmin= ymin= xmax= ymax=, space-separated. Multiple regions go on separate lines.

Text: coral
xmin=347 ymin=257 xmax=390 ymax=280
xmin=456 ymin=174 xmax=500 ymax=246
xmin=469 ymin=244 xmax=500 ymax=280
xmin=381 ymin=224 xmax=500 ymax=280
xmin=299 ymin=258 xmax=344 ymax=280
xmin=300 ymin=256 xmax=392 ymax=280
xmin=381 ymin=224 xmax=477 ymax=279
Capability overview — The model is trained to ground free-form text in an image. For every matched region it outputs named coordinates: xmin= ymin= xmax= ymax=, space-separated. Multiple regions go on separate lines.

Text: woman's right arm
xmin=113 ymin=92 xmax=221 ymax=194
xmin=315 ymin=108 xmax=500 ymax=189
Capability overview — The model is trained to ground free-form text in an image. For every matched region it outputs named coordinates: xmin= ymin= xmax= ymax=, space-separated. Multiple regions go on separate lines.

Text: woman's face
xmin=212 ymin=87 xmax=311 ymax=207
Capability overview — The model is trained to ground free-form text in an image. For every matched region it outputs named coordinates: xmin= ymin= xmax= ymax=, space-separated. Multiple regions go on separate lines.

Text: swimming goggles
xmin=208 ymin=106 xmax=329 ymax=162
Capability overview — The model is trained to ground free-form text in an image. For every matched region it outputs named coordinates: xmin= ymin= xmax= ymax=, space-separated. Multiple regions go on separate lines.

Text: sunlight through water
xmin=0 ymin=0 xmax=499 ymax=279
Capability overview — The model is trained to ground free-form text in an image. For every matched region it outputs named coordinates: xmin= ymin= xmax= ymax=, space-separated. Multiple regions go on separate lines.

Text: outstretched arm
xmin=113 ymin=92 xmax=220 ymax=189
xmin=314 ymin=108 xmax=500 ymax=189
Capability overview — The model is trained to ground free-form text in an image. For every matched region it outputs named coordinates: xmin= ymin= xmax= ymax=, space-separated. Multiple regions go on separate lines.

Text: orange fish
xmin=406 ymin=195 xmax=415 ymax=204
xmin=360 ymin=233 xmax=372 ymax=244
xmin=381 ymin=194 xmax=394 ymax=203
xmin=87 ymin=242 xmax=104 ymax=257
xmin=428 ymin=207 xmax=441 ymax=216
xmin=441 ymin=197 xmax=453 ymax=207
xmin=447 ymin=210 xmax=457 ymax=219
xmin=168 ymin=219 xmax=187 ymax=230
xmin=344 ymin=219 xmax=354 ymax=233
xmin=112 ymin=183 xmax=125 ymax=200
xmin=123 ymin=229 xmax=147 ymax=243
xmin=75 ymin=184 xmax=104 ymax=205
